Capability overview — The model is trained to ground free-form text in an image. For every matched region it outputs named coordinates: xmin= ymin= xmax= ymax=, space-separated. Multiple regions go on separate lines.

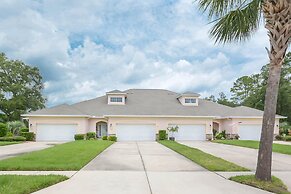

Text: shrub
xmin=0 ymin=123 xmax=7 ymax=137
xmin=7 ymin=121 xmax=26 ymax=135
xmin=74 ymin=134 xmax=85 ymax=140
xmin=20 ymin=127 xmax=29 ymax=133
xmin=284 ymin=136 xmax=291 ymax=141
xmin=6 ymin=131 xmax=13 ymax=137
xmin=234 ymin=134 xmax=240 ymax=140
xmin=86 ymin=132 xmax=96 ymax=140
xmin=213 ymin=129 xmax=218 ymax=137
xmin=215 ymin=130 xmax=226 ymax=140
xmin=20 ymin=132 xmax=35 ymax=141
xmin=0 ymin=136 xmax=26 ymax=141
xmin=0 ymin=137 xmax=13 ymax=141
xmin=275 ymin=135 xmax=283 ymax=140
xmin=108 ymin=136 xmax=117 ymax=142
xmin=102 ymin=136 xmax=108 ymax=140
xmin=12 ymin=136 xmax=26 ymax=141
xmin=158 ymin=130 xmax=167 ymax=140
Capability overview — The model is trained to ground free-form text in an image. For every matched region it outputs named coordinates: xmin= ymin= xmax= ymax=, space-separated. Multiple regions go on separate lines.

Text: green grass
xmin=0 ymin=175 xmax=68 ymax=194
xmin=0 ymin=140 xmax=113 ymax=170
xmin=230 ymin=175 xmax=290 ymax=194
xmin=213 ymin=140 xmax=291 ymax=155
xmin=159 ymin=140 xmax=249 ymax=171
xmin=0 ymin=141 xmax=21 ymax=146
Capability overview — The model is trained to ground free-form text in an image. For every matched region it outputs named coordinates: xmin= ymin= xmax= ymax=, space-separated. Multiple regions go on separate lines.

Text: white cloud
xmin=0 ymin=0 xmax=273 ymax=106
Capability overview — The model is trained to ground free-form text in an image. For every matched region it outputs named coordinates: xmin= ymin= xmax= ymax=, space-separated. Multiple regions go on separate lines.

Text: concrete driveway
xmin=0 ymin=142 xmax=62 ymax=160
xmin=179 ymin=141 xmax=291 ymax=191
xmin=35 ymin=142 xmax=270 ymax=194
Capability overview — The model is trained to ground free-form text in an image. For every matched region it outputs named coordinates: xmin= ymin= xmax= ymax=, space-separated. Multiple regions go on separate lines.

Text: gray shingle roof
xmin=23 ymin=104 xmax=88 ymax=116
xmin=24 ymin=89 xmax=286 ymax=118
xmin=178 ymin=92 xmax=200 ymax=97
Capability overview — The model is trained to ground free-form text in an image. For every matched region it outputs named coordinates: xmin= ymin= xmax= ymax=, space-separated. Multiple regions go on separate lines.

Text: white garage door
xmin=36 ymin=124 xmax=77 ymax=141
xmin=239 ymin=124 xmax=262 ymax=140
xmin=170 ymin=124 xmax=206 ymax=140
xmin=116 ymin=124 xmax=156 ymax=141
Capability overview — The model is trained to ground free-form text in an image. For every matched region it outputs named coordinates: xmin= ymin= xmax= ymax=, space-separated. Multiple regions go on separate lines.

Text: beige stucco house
xmin=23 ymin=89 xmax=284 ymax=141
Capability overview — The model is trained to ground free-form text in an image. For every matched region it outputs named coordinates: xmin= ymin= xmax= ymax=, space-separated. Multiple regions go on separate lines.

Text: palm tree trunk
xmin=255 ymin=0 xmax=290 ymax=181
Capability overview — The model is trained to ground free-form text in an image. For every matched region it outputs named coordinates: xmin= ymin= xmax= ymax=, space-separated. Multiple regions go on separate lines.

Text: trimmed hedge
xmin=108 ymin=136 xmax=117 ymax=142
xmin=86 ymin=132 xmax=96 ymax=140
xmin=20 ymin=127 xmax=29 ymax=133
xmin=20 ymin=132 xmax=35 ymax=141
xmin=74 ymin=134 xmax=85 ymax=140
xmin=0 ymin=136 xmax=26 ymax=141
xmin=102 ymin=136 xmax=108 ymax=140
xmin=285 ymin=136 xmax=291 ymax=141
xmin=158 ymin=130 xmax=167 ymax=140
xmin=0 ymin=123 xmax=7 ymax=137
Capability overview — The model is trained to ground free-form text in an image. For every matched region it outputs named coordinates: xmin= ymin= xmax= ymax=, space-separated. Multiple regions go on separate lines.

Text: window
xmin=185 ymin=98 xmax=196 ymax=103
xmin=110 ymin=97 xmax=123 ymax=102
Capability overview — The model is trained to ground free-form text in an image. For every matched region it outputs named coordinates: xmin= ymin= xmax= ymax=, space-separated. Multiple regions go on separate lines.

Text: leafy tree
xmin=205 ymin=93 xmax=237 ymax=107
xmin=231 ymin=53 xmax=291 ymax=123
xmin=0 ymin=53 xmax=46 ymax=121
xmin=197 ymin=0 xmax=290 ymax=180
xmin=230 ymin=74 xmax=261 ymax=104
xmin=217 ymin=92 xmax=237 ymax=107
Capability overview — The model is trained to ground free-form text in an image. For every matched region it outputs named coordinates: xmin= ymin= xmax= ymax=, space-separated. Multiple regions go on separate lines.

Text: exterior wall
xmin=107 ymin=117 xmax=213 ymax=137
xmin=28 ymin=117 xmax=89 ymax=134
xmin=218 ymin=118 xmax=280 ymax=135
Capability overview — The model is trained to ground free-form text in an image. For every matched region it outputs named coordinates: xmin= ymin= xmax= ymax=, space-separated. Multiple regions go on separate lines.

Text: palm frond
xmin=209 ymin=0 xmax=261 ymax=43
xmin=198 ymin=0 xmax=253 ymax=18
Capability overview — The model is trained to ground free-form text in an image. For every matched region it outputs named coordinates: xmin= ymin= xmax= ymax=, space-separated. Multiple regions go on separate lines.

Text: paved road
xmin=0 ymin=142 xmax=61 ymax=160
xmin=35 ymin=142 xmax=270 ymax=194
xmin=180 ymin=141 xmax=291 ymax=191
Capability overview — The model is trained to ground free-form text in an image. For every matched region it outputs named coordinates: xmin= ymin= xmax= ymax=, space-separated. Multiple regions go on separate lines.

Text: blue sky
xmin=0 ymin=0 xmax=270 ymax=107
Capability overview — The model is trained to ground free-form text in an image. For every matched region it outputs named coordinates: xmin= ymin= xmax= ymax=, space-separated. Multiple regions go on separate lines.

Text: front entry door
xmin=97 ymin=123 xmax=108 ymax=137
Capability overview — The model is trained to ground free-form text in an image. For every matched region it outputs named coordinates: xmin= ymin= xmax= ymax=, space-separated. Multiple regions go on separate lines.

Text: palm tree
xmin=197 ymin=0 xmax=290 ymax=181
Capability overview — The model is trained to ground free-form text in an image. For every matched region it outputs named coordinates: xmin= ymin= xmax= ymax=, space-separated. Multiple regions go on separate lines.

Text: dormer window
xmin=110 ymin=97 xmax=123 ymax=103
xmin=106 ymin=90 xmax=127 ymax=105
xmin=185 ymin=98 xmax=196 ymax=104
xmin=177 ymin=92 xmax=200 ymax=106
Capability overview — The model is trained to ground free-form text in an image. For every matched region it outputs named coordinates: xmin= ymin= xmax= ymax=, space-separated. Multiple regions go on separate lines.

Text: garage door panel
xmin=239 ymin=125 xmax=262 ymax=140
xmin=116 ymin=124 xmax=156 ymax=141
xmin=169 ymin=124 xmax=206 ymax=141
xmin=36 ymin=124 xmax=77 ymax=141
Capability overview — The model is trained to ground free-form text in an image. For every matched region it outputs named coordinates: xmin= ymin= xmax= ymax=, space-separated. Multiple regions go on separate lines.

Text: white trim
xmin=106 ymin=92 xmax=127 ymax=95
xmin=22 ymin=114 xmax=286 ymax=119
xmin=103 ymin=115 xmax=216 ymax=118
xmin=21 ymin=114 xmax=90 ymax=117
xmin=216 ymin=116 xmax=286 ymax=119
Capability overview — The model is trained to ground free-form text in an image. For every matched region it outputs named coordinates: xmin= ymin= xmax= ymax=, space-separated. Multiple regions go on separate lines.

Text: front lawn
xmin=230 ymin=175 xmax=290 ymax=194
xmin=213 ymin=140 xmax=291 ymax=155
xmin=0 ymin=140 xmax=113 ymax=170
xmin=0 ymin=141 xmax=21 ymax=146
xmin=0 ymin=175 xmax=68 ymax=194
xmin=159 ymin=140 xmax=249 ymax=171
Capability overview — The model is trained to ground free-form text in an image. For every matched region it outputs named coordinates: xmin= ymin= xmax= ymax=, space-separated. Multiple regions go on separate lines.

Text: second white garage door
xmin=116 ymin=124 xmax=156 ymax=141
xmin=36 ymin=124 xmax=77 ymax=141
xmin=238 ymin=124 xmax=262 ymax=140
xmin=170 ymin=124 xmax=206 ymax=140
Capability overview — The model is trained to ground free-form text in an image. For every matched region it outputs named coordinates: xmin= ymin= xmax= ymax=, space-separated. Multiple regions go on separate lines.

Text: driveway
xmin=179 ymin=141 xmax=291 ymax=191
xmin=35 ymin=142 xmax=270 ymax=194
xmin=0 ymin=142 xmax=61 ymax=160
